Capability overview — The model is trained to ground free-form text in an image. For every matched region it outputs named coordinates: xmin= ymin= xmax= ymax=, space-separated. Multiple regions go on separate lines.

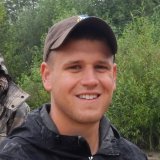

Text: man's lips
xmin=76 ymin=93 xmax=100 ymax=100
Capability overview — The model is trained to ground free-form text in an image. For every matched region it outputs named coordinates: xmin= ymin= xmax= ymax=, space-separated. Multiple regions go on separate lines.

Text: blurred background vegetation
xmin=0 ymin=0 xmax=159 ymax=151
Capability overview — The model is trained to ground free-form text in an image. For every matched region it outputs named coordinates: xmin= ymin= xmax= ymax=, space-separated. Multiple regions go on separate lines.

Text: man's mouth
xmin=77 ymin=94 xmax=100 ymax=100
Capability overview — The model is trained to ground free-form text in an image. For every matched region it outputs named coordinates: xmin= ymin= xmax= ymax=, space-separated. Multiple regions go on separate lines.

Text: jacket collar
xmin=98 ymin=117 xmax=120 ymax=156
xmin=40 ymin=104 xmax=120 ymax=157
xmin=3 ymin=81 xmax=29 ymax=111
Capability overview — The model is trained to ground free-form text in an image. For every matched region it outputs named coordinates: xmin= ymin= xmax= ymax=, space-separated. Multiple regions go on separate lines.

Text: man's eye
xmin=67 ymin=65 xmax=81 ymax=71
xmin=95 ymin=65 xmax=109 ymax=71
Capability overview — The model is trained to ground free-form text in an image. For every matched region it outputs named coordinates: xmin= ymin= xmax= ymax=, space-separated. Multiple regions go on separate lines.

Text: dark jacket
xmin=0 ymin=104 xmax=147 ymax=160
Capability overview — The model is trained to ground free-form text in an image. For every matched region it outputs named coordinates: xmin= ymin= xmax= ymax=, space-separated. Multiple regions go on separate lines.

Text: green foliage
xmin=2 ymin=0 xmax=79 ymax=79
xmin=3 ymin=0 xmax=38 ymax=22
xmin=0 ymin=2 xmax=5 ymax=23
xmin=18 ymin=46 xmax=49 ymax=109
xmin=74 ymin=0 xmax=160 ymax=35
xmin=0 ymin=2 xmax=9 ymax=54
xmin=3 ymin=9 xmax=44 ymax=78
xmin=108 ymin=15 xmax=160 ymax=150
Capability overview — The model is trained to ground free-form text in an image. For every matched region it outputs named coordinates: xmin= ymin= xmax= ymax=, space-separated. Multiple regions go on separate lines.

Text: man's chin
xmin=73 ymin=114 xmax=103 ymax=125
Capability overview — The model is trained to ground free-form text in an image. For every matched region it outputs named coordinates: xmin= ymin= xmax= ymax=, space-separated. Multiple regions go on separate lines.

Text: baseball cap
xmin=43 ymin=15 xmax=117 ymax=61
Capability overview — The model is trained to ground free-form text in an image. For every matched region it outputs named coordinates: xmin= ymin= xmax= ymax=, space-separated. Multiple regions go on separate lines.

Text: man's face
xmin=41 ymin=39 xmax=117 ymax=124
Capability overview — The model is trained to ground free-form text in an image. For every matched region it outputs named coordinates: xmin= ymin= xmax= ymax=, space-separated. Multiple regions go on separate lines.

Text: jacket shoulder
xmin=0 ymin=137 xmax=30 ymax=160
xmin=118 ymin=137 xmax=148 ymax=160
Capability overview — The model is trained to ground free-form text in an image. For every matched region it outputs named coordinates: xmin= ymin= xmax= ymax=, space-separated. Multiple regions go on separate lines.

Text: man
xmin=0 ymin=16 xmax=147 ymax=160
xmin=0 ymin=54 xmax=30 ymax=143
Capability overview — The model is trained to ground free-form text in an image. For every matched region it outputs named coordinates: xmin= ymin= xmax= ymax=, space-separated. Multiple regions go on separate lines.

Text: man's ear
xmin=40 ymin=62 xmax=52 ymax=92
xmin=113 ymin=63 xmax=117 ymax=91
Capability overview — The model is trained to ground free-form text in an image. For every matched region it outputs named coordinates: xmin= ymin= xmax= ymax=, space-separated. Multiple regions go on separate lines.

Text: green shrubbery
xmin=18 ymin=46 xmax=50 ymax=108
xmin=108 ymin=13 xmax=160 ymax=150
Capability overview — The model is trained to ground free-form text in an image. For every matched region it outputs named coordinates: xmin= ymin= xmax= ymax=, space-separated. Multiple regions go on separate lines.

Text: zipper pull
xmin=88 ymin=156 xmax=93 ymax=160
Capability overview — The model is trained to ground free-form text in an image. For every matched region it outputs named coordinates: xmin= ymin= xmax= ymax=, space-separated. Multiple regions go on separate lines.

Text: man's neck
xmin=82 ymin=124 xmax=99 ymax=155
xmin=58 ymin=120 xmax=100 ymax=154
xmin=50 ymin=107 xmax=100 ymax=155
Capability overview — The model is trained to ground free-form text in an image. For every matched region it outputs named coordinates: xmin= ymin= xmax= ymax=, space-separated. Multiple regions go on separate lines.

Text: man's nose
xmin=80 ymin=68 xmax=99 ymax=88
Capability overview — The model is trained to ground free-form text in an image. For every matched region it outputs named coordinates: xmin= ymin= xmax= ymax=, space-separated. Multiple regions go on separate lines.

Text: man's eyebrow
xmin=63 ymin=59 xmax=112 ymax=65
xmin=96 ymin=60 xmax=111 ymax=65
xmin=63 ymin=60 xmax=82 ymax=65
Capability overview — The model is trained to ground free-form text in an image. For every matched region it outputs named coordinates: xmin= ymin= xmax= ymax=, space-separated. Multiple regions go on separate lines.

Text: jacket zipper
xmin=88 ymin=156 xmax=93 ymax=160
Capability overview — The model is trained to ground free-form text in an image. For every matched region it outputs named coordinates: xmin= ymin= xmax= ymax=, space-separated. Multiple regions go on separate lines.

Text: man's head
xmin=41 ymin=16 xmax=117 ymax=126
